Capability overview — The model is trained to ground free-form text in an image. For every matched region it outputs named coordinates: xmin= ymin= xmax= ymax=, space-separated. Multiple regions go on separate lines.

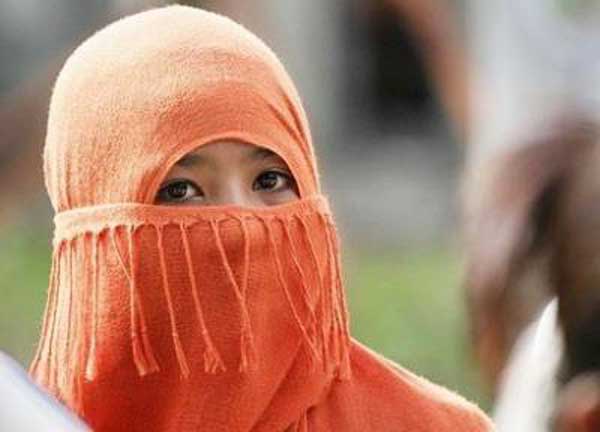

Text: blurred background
xmin=2 ymin=0 xmax=599 ymax=413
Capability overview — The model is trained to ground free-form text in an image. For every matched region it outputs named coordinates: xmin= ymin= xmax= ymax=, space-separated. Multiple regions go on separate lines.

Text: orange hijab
xmin=30 ymin=5 xmax=493 ymax=431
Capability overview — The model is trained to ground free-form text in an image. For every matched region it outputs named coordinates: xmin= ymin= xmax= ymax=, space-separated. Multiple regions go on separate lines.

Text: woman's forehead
xmin=175 ymin=140 xmax=285 ymax=168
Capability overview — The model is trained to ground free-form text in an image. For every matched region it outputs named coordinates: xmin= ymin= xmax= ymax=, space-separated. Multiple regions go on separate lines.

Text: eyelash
xmin=157 ymin=170 xmax=295 ymax=202
xmin=253 ymin=170 xmax=294 ymax=192
xmin=157 ymin=179 xmax=202 ymax=202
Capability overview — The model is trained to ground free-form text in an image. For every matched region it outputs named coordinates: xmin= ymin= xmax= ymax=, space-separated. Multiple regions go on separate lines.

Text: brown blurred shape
xmin=463 ymin=115 xmax=600 ymax=394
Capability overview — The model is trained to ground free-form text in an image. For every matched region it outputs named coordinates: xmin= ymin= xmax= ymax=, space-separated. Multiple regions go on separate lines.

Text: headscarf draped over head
xmin=30 ymin=5 xmax=493 ymax=432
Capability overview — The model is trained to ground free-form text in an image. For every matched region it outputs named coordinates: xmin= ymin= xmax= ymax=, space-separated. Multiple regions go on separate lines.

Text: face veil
xmin=30 ymin=5 xmax=351 ymax=431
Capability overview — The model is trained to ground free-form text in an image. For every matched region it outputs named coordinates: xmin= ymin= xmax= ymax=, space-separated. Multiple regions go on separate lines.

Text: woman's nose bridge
xmin=213 ymin=176 xmax=249 ymax=206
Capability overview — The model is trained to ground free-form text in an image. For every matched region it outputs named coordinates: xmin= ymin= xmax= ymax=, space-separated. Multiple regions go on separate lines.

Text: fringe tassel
xmin=29 ymin=242 xmax=61 ymax=378
xmin=235 ymin=217 xmax=251 ymax=300
xmin=262 ymin=217 xmax=321 ymax=371
xmin=156 ymin=225 xmax=191 ymax=378
xmin=178 ymin=223 xmax=226 ymax=374
xmin=41 ymin=205 xmax=349 ymax=387
xmin=328 ymin=221 xmax=352 ymax=379
xmin=295 ymin=215 xmax=329 ymax=372
xmin=234 ymin=216 xmax=257 ymax=371
xmin=127 ymin=226 xmax=160 ymax=375
xmin=315 ymin=215 xmax=334 ymax=370
xmin=210 ymin=220 xmax=255 ymax=372
xmin=69 ymin=235 xmax=85 ymax=415
xmin=324 ymin=218 xmax=341 ymax=370
xmin=281 ymin=218 xmax=318 ymax=320
xmin=125 ymin=227 xmax=147 ymax=376
xmin=321 ymin=216 xmax=352 ymax=380
xmin=110 ymin=227 xmax=160 ymax=376
xmin=280 ymin=217 xmax=321 ymax=367
xmin=49 ymin=241 xmax=66 ymax=391
xmin=84 ymin=232 xmax=99 ymax=380
xmin=59 ymin=239 xmax=75 ymax=394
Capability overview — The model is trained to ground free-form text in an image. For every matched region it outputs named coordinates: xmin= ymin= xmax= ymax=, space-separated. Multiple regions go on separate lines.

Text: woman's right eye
xmin=157 ymin=180 xmax=203 ymax=203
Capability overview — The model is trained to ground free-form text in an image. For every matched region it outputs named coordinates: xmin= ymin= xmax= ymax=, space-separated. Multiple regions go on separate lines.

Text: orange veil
xmin=30 ymin=5 xmax=493 ymax=431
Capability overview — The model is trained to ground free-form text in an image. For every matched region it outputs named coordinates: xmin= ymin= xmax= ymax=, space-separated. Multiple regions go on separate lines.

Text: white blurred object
xmin=0 ymin=351 xmax=90 ymax=432
xmin=493 ymin=298 xmax=562 ymax=432
xmin=468 ymin=0 xmax=600 ymax=162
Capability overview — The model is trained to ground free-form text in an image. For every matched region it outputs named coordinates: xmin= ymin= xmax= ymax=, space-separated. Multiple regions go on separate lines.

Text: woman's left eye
xmin=157 ymin=179 xmax=202 ymax=203
xmin=253 ymin=170 xmax=293 ymax=192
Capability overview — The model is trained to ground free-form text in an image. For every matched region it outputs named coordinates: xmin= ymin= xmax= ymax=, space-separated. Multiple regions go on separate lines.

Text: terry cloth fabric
xmin=29 ymin=5 xmax=494 ymax=431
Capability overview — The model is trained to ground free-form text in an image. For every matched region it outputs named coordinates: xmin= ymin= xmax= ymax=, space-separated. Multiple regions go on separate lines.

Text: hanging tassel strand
xmin=156 ymin=225 xmax=191 ymax=379
xmin=38 ymin=241 xmax=63 ymax=387
xmin=210 ymin=219 xmax=255 ymax=372
xmin=296 ymin=214 xmax=329 ymax=371
xmin=280 ymin=217 xmax=322 ymax=367
xmin=326 ymin=220 xmax=352 ymax=343
xmin=178 ymin=223 xmax=226 ymax=374
xmin=281 ymin=218 xmax=318 ymax=319
xmin=329 ymin=223 xmax=353 ymax=380
xmin=110 ymin=226 xmax=159 ymax=376
xmin=234 ymin=217 xmax=251 ymax=300
xmin=49 ymin=241 xmax=66 ymax=391
xmin=234 ymin=216 xmax=256 ymax=371
xmin=127 ymin=226 xmax=160 ymax=375
xmin=59 ymin=238 xmax=75 ymax=395
xmin=29 ymin=243 xmax=61 ymax=377
xmin=69 ymin=235 xmax=86 ymax=414
xmin=317 ymin=213 xmax=342 ymax=371
xmin=130 ymin=227 xmax=160 ymax=375
xmin=317 ymin=215 xmax=335 ymax=368
xmin=322 ymin=217 xmax=353 ymax=380
xmin=85 ymin=232 xmax=100 ymax=380
xmin=262 ymin=217 xmax=321 ymax=370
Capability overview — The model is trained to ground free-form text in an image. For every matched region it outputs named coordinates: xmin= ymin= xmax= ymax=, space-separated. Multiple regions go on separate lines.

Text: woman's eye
xmin=157 ymin=180 xmax=202 ymax=202
xmin=253 ymin=171 xmax=293 ymax=192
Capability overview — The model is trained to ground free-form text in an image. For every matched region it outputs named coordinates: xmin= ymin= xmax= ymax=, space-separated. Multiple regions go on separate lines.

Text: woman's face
xmin=155 ymin=140 xmax=299 ymax=207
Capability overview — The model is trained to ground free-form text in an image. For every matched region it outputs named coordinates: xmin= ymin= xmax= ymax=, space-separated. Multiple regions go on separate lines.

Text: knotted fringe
xmin=156 ymin=225 xmax=191 ymax=378
xmin=111 ymin=226 xmax=160 ymax=377
xmin=49 ymin=241 xmax=66 ymax=392
xmin=179 ymin=223 xmax=226 ymax=374
xmin=60 ymin=240 xmax=74 ymax=393
xmin=31 ymin=207 xmax=352 ymax=411
xmin=69 ymin=235 xmax=89 ymax=415
xmin=210 ymin=219 xmax=256 ymax=372
xmin=295 ymin=215 xmax=328 ymax=371
xmin=29 ymin=242 xmax=61 ymax=380
xmin=235 ymin=216 xmax=254 ymax=371
xmin=85 ymin=232 xmax=99 ymax=379
xmin=322 ymin=215 xmax=353 ymax=380
xmin=263 ymin=217 xmax=321 ymax=372
xmin=281 ymin=218 xmax=322 ymax=368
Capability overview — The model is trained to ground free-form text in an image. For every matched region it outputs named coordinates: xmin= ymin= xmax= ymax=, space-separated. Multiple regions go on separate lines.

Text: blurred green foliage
xmin=0 ymin=223 xmax=489 ymax=410
xmin=346 ymin=248 xmax=489 ymax=409
xmin=0 ymin=222 xmax=53 ymax=364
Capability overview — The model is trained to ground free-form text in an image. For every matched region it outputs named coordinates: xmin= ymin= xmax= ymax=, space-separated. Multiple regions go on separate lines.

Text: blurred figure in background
xmin=464 ymin=114 xmax=600 ymax=431
xmin=465 ymin=0 xmax=600 ymax=397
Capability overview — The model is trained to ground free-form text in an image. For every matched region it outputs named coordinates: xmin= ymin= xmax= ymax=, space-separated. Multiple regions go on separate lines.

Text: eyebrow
xmin=251 ymin=147 xmax=278 ymax=160
xmin=175 ymin=146 xmax=279 ymax=167
xmin=175 ymin=153 xmax=205 ymax=167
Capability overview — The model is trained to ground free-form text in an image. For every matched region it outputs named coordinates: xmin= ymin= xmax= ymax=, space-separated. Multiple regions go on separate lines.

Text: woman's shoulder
xmin=310 ymin=338 xmax=495 ymax=431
